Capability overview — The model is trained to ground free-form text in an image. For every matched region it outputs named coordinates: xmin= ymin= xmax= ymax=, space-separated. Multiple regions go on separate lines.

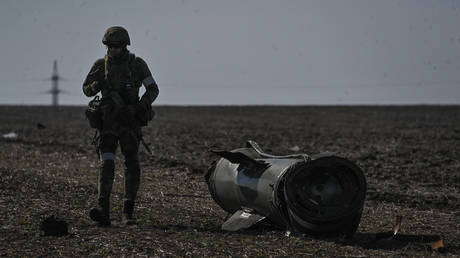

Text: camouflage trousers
xmin=97 ymin=129 xmax=140 ymax=215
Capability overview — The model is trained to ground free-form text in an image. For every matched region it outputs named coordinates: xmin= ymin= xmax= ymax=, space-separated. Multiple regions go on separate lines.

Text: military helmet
xmin=102 ymin=26 xmax=130 ymax=46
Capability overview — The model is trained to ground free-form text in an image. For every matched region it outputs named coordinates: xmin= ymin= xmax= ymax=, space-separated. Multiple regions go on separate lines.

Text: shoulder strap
xmin=104 ymin=55 xmax=110 ymax=81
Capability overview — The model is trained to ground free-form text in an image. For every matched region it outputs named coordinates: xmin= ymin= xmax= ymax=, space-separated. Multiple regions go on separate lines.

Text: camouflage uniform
xmin=83 ymin=26 xmax=159 ymax=226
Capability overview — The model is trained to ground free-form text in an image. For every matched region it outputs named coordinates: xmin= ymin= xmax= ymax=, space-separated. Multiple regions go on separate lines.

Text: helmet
xmin=102 ymin=26 xmax=130 ymax=46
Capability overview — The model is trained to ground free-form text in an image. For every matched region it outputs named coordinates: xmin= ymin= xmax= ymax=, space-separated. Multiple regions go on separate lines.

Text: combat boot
xmin=89 ymin=200 xmax=111 ymax=227
xmin=123 ymin=155 xmax=140 ymax=225
xmin=90 ymin=159 xmax=115 ymax=227
xmin=122 ymin=200 xmax=136 ymax=225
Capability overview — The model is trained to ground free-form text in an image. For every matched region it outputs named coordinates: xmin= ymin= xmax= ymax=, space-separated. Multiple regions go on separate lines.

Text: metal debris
xmin=2 ymin=132 xmax=18 ymax=139
xmin=206 ymin=140 xmax=367 ymax=237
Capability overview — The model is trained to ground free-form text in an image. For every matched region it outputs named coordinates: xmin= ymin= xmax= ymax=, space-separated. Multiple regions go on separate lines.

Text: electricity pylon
xmin=45 ymin=60 xmax=67 ymax=106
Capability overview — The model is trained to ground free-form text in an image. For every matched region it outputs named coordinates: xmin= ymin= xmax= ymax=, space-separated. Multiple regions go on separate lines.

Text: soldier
xmin=82 ymin=26 xmax=159 ymax=226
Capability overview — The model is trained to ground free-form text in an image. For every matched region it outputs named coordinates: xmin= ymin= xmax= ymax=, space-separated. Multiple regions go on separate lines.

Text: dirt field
xmin=0 ymin=105 xmax=459 ymax=257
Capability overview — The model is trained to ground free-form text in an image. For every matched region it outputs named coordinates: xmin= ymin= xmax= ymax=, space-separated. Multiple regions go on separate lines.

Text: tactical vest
xmin=102 ymin=53 xmax=141 ymax=106
xmin=85 ymin=52 xmax=154 ymax=131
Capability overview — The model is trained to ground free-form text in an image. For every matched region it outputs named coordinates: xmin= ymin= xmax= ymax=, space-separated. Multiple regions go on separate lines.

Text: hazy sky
xmin=1 ymin=0 xmax=459 ymax=105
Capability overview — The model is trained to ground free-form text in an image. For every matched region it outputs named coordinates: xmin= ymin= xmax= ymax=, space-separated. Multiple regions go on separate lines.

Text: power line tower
xmin=45 ymin=60 xmax=65 ymax=106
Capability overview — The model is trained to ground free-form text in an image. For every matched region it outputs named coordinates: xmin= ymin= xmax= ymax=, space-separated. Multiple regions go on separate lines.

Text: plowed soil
xmin=0 ymin=106 xmax=459 ymax=257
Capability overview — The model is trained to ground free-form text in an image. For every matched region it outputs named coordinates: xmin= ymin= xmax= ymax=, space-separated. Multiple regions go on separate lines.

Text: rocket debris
xmin=205 ymin=140 xmax=367 ymax=237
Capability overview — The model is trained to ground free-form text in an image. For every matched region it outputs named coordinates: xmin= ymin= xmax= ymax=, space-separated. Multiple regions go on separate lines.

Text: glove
xmin=90 ymin=81 xmax=101 ymax=93
xmin=83 ymin=81 xmax=101 ymax=96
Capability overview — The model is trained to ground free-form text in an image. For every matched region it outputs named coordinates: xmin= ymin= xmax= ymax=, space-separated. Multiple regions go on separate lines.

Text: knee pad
xmin=101 ymin=152 xmax=116 ymax=161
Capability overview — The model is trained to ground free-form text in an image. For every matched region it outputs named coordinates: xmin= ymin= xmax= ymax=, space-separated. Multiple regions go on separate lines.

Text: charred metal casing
xmin=205 ymin=141 xmax=367 ymax=237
